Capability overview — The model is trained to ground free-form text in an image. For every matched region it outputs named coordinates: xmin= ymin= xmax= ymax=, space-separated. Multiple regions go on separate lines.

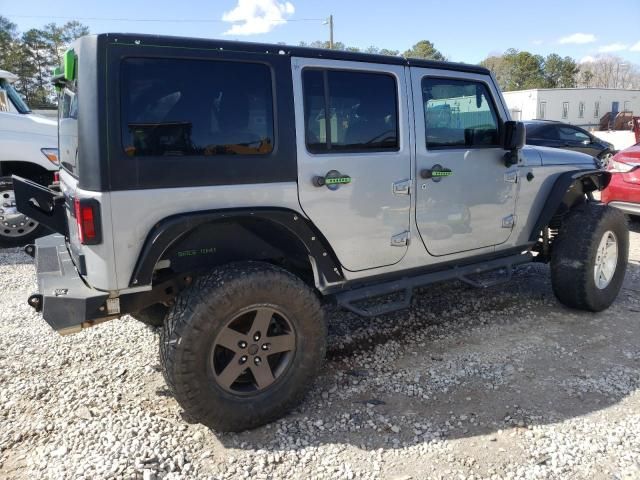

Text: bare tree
xmin=578 ymin=54 xmax=640 ymax=89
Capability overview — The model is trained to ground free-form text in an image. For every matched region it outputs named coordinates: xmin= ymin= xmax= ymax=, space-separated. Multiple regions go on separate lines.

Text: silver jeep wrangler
xmin=14 ymin=34 xmax=628 ymax=432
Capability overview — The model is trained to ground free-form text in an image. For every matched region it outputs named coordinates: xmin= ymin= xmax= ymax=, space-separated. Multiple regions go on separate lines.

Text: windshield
xmin=0 ymin=79 xmax=31 ymax=114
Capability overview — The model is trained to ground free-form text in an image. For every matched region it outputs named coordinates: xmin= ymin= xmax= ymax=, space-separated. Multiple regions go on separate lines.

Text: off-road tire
xmin=0 ymin=177 xmax=48 ymax=248
xmin=131 ymin=304 xmax=168 ymax=328
xmin=160 ymin=262 xmax=326 ymax=432
xmin=551 ymin=203 xmax=628 ymax=312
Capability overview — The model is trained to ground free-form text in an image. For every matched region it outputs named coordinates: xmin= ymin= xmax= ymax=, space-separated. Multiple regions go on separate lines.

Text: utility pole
xmin=615 ymin=63 xmax=627 ymax=89
xmin=328 ymin=14 xmax=334 ymax=49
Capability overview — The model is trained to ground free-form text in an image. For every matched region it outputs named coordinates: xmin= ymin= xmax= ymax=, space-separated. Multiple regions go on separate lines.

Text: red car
xmin=601 ymin=142 xmax=640 ymax=217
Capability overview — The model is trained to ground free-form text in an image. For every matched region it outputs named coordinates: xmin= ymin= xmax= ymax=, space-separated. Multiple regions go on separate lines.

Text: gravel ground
xmin=1 ymin=219 xmax=639 ymax=480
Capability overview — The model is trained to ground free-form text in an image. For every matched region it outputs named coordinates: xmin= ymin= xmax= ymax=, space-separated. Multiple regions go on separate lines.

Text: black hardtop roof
xmin=95 ymin=33 xmax=491 ymax=75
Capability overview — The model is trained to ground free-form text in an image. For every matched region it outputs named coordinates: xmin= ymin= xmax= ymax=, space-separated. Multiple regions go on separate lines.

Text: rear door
xmin=410 ymin=69 xmax=518 ymax=256
xmin=293 ymin=58 xmax=412 ymax=272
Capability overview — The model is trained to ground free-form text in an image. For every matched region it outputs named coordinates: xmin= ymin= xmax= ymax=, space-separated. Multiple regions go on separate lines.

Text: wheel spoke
xmin=251 ymin=308 xmax=274 ymax=337
xmin=266 ymin=333 xmax=296 ymax=354
xmin=599 ymin=267 xmax=608 ymax=283
xmin=216 ymin=356 xmax=247 ymax=389
xmin=250 ymin=362 xmax=275 ymax=389
xmin=216 ymin=327 xmax=249 ymax=352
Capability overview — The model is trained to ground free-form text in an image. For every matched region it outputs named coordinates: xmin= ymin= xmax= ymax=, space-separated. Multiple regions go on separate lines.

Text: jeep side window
xmin=302 ymin=69 xmax=398 ymax=153
xmin=121 ymin=58 xmax=274 ymax=157
xmin=422 ymin=78 xmax=499 ymax=149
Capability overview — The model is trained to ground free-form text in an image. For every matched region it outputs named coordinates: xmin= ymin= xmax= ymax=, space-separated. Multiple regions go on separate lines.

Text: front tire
xmin=551 ymin=203 xmax=628 ymax=312
xmin=160 ymin=262 xmax=326 ymax=432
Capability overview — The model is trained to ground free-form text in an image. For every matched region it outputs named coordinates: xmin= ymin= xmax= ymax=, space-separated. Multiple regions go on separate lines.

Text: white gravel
xmin=1 ymin=219 xmax=639 ymax=479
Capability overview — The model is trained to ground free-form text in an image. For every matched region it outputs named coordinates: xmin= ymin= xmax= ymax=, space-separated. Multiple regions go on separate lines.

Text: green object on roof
xmin=63 ymin=49 xmax=76 ymax=81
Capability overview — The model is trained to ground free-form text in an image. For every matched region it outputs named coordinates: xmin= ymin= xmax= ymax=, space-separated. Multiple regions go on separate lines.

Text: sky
xmin=2 ymin=0 xmax=640 ymax=65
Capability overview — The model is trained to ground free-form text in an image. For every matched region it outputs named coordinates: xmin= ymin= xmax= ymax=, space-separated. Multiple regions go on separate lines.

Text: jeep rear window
xmin=422 ymin=78 xmax=499 ymax=149
xmin=302 ymin=69 xmax=398 ymax=154
xmin=121 ymin=58 xmax=274 ymax=157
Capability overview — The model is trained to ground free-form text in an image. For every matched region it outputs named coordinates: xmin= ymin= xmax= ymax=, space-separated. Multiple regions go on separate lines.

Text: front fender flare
xmin=129 ymin=208 xmax=344 ymax=287
xmin=528 ymin=169 xmax=611 ymax=242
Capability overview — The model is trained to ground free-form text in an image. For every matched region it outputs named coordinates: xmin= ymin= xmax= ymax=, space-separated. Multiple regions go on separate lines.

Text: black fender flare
xmin=528 ymin=169 xmax=611 ymax=242
xmin=129 ymin=207 xmax=344 ymax=287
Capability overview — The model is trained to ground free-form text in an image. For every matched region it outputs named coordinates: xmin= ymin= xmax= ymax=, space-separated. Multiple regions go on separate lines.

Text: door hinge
xmin=391 ymin=230 xmax=410 ymax=247
xmin=504 ymin=170 xmax=518 ymax=183
xmin=392 ymin=179 xmax=411 ymax=195
xmin=502 ymin=214 xmax=517 ymax=229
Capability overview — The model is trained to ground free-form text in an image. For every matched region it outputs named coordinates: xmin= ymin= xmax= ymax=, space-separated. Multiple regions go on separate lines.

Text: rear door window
xmin=121 ymin=58 xmax=274 ymax=157
xmin=421 ymin=78 xmax=499 ymax=149
xmin=302 ymin=69 xmax=398 ymax=153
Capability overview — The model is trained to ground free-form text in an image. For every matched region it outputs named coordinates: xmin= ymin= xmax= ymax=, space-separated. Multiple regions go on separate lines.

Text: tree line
xmin=1 ymin=14 xmax=638 ymax=109
xmin=0 ymin=16 xmax=88 ymax=108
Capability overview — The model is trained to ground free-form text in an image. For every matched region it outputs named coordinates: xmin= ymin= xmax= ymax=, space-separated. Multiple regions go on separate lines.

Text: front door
xmin=410 ymin=69 xmax=518 ymax=256
xmin=293 ymin=58 xmax=412 ymax=271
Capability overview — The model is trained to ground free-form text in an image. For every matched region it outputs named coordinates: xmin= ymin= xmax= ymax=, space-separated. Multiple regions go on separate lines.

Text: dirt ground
xmin=0 ymin=219 xmax=639 ymax=479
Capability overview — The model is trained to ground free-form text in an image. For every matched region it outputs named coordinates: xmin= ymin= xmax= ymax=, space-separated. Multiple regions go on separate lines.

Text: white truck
xmin=0 ymin=69 xmax=59 ymax=247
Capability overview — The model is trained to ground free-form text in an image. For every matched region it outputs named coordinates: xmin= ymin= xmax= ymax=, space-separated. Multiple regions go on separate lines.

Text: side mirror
xmin=503 ymin=121 xmax=526 ymax=151
xmin=503 ymin=121 xmax=525 ymax=167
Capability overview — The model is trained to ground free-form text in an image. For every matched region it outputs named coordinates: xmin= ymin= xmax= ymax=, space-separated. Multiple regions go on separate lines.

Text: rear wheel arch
xmin=129 ymin=208 xmax=344 ymax=290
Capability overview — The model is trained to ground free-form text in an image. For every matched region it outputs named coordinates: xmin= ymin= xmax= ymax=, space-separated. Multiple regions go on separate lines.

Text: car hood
xmin=523 ymin=145 xmax=597 ymax=167
xmin=613 ymin=143 xmax=640 ymax=164
xmin=0 ymin=112 xmax=57 ymax=139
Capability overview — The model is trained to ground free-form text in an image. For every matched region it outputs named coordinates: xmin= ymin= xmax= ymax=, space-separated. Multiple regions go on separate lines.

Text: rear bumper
xmin=602 ymin=173 xmax=640 ymax=216
xmin=32 ymin=234 xmax=110 ymax=335
xmin=608 ymin=201 xmax=640 ymax=216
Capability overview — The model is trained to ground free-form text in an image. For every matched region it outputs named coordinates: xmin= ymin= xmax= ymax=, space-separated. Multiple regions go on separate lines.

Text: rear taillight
xmin=73 ymin=197 xmax=102 ymax=245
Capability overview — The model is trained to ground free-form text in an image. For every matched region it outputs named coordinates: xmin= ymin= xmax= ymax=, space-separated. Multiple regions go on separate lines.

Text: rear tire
xmin=0 ymin=177 xmax=48 ymax=248
xmin=160 ymin=262 xmax=326 ymax=432
xmin=551 ymin=203 xmax=628 ymax=312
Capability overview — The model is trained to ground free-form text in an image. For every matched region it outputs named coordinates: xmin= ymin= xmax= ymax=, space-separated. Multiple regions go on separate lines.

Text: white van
xmin=0 ymin=69 xmax=58 ymax=246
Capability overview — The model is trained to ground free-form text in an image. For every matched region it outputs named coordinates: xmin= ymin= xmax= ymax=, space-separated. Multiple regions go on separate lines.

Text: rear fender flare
xmin=129 ymin=208 xmax=344 ymax=288
xmin=529 ymin=169 xmax=611 ymax=242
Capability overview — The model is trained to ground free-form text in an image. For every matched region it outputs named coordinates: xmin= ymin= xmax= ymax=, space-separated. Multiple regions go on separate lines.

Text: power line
xmin=3 ymin=14 xmax=326 ymax=24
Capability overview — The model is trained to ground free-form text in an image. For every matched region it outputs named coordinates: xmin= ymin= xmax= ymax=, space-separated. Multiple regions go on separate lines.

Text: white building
xmin=502 ymin=88 xmax=640 ymax=128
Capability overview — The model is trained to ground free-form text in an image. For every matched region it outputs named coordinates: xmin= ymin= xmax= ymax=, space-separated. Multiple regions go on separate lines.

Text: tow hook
xmin=24 ymin=244 xmax=35 ymax=258
xmin=28 ymin=294 xmax=43 ymax=312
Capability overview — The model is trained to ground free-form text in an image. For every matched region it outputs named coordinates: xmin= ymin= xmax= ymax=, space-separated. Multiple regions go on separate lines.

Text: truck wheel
xmin=131 ymin=304 xmax=168 ymax=328
xmin=160 ymin=262 xmax=326 ymax=432
xmin=551 ymin=203 xmax=628 ymax=312
xmin=0 ymin=177 xmax=47 ymax=248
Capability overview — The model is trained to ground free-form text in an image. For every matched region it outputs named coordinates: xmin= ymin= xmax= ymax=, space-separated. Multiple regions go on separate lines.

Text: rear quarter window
xmin=121 ymin=58 xmax=274 ymax=157
xmin=59 ymin=88 xmax=79 ymax=176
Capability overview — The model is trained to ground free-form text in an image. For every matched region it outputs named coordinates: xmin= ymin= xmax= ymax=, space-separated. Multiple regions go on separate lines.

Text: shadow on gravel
xmin=629 ymin=216 xmax=640 ymax=233
xmin=0 ymin=247 xmax=34 ymax=266
xmin=212 ymin=259 xmax=640 ymax=452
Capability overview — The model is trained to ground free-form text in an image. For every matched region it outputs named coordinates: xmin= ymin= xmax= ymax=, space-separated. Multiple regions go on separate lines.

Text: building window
xmin=302 ymin=69 xmax=399 ymax=153
xmin=594 ymin=101 xmax=600 ymax=118
xmin=578 ymin=102 xmax=585 ymax=118
xmin=538 ymin=101 xmax=546 ymax=119
xmin=624 ymin=100 xmax=632 ymax=112
xmin=562 ymin=102 xmax=569 ymax=119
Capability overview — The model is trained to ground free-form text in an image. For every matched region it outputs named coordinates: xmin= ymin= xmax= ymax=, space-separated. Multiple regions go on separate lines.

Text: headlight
xmin=41 ymin=148 xmax=59 ymax=165
xmin=608 ymin=159 xmax=635 ymax=173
